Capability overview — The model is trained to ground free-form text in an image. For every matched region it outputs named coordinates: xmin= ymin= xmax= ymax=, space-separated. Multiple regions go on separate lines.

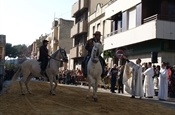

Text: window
xmin=92 ymin=26 xmax=95 ymax=34
xmin=103 ymin=21 xmax=105 ymax=38
xmin=97 ymin=23 xmax=100 ymax=31
xmin=128 ymin=8 xmax=136 ymax=29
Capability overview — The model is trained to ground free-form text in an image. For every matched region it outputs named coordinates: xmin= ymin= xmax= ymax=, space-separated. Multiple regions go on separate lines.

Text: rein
xmin=49 ymin=55 xmax=63 ymax=62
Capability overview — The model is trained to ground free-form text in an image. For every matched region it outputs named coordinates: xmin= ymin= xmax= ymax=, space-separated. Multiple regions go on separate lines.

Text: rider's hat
xmin=43 ymin=40 xmax=49 ymax=44
xmin=93 ymin=31 xmax=102 ymax=36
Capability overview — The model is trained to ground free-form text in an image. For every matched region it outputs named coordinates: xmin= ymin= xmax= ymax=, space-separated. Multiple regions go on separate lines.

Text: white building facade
xmin=103 ymin=0 xmax=175 ymax=66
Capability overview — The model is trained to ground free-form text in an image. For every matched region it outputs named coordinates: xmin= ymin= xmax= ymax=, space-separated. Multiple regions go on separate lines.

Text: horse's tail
xmin=4 ymin=66 xmax=22 ymax=93
xmin=11 ymin=66 xmax=22 ymax=82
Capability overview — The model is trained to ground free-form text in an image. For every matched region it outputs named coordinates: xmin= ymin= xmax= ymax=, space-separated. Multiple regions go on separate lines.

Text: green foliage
xmin=5 ymin=43 xmax=31 ymax=58
xmin=103 ymin=50 xmax=115 ymax=59
xmin=5 ymin=43 xmax=18 ymax=58
xmin=103 ymin=50 xmax=112 ymax=59
xmin=5 ymin=62 xmax=19 ymax=72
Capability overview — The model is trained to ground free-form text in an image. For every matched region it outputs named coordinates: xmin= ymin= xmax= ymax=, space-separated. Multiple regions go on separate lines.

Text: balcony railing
xmin=105 ymin=14 xmax=175 ymax=38
xmin=71 ymin=1 xmax=79 ymax=17
xmin=144 ymin=14 xmax=158 ymax=23
xmin=79 ymin=20 xmax=88 ymax=33
xmin=78 ymin=44 xmax=87 ymax=57
xmin=71 ymin=23 xmax=79 ymax=38
xmin=70 ymin=46 xmax=78 ymax=59
xmin=144 ymin=14 xmax=175 ymax=23
xmin=106 ymin=28 xmax=122 ymax=37
xmin=80 ymin=0 xmax=88 ymax=10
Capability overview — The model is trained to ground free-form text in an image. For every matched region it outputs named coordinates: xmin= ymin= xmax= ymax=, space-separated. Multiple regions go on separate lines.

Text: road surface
xmin=0 ymin=81 xmax=175 ymax=115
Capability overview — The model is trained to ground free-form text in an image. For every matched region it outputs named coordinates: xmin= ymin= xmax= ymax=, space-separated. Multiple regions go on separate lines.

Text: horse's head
xmin=52 ymin=47 xmax=68 ymax=62
xmin=91 ymin=42 xmax=103 ymax=62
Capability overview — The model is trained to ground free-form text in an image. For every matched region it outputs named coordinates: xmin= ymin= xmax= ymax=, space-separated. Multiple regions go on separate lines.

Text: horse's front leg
xmin=49 ymin=75 xmax=55 ymax=95
xmin=86 ymin=77 xmax=91 ymax=99
xmin=53 ymin=75 xmax=57 ymax=92
xmin=25 ymin=76 xmax=32 ymax=94
xmin=93 ymin=79 xmax=98 ymax=102
xmin=19 ymin=80 xmax=25 ymax=95
xmin=88 ymin=76 xmax=97 ymax=102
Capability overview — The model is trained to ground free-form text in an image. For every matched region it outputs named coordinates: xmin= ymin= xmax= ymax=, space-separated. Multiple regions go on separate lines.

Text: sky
xmin=0 ymin=0 xmax=77 ymax=46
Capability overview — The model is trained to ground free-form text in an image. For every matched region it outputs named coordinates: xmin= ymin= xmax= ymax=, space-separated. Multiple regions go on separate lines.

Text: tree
xmin=13 ymin=44 xmax=26 ymax=57
xmin=103 ymin=50 xmax=112 ymax=59
xmin=5 ymin=43 xmax=32 ymax=58
xmin=5 ymin=43 xmax=18 ymax=58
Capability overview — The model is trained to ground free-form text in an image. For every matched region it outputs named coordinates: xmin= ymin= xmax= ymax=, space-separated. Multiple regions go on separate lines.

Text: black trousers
xmin=40 ymin=59 xmax=48 ymax=71
xmin=0 ymin=74 xmax=3 ymax=91
xmin=110 ymin=77 xmax=116 ymax=92
xmin=118 ymin=78 xmax=123 ymax=93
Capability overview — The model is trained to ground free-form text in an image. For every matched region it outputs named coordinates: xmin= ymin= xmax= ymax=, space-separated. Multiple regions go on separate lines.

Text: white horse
xmin=7 ymin=47 xmax=68 ymax=95
xmin=86 ymin=42 xmax=103 ymax=102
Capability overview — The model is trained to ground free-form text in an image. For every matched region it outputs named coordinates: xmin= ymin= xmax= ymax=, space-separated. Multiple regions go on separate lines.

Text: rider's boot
xmin=40 ymin=70 xmax=45 ymax=76
xmin=84 ymin=66 xmax=87 ymax=77
xmin=99 ymin=56 xmax=106 ymax=78
xmin=101 ymin=67 xmax=106 ymax=78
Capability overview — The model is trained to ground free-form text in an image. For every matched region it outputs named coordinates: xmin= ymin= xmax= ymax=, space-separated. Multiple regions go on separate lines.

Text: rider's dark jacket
xmin=38 ymin=45 xmax=49 ymax=61
xmin=85 ymin=37 xmax=101 ymax=55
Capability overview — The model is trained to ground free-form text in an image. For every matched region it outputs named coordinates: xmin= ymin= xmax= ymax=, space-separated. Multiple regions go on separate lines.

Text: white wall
xmin=88 ymin=4 xmax=111 ymax=40
xmin=105 ymin=0 xmax=141 ymax=19
xmin=104 ymin=20 xmax=175 ymax=51
xmin=69 ymin=59 xmax=74 ymax=70
xmin=104 ymin=20 xmax=157 ymax=50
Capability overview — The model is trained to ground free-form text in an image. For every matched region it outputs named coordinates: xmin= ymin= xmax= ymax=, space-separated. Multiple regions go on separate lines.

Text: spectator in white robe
xmin=143 ymin=62 xmax=155 ymax=98
xmin=123 ymin=56 xmax=144 ymax=98
xmin=158 ymin=62 xmax=168 ymax=101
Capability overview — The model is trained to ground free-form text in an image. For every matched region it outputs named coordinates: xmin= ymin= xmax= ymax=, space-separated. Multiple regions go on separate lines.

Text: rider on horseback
xmin=38 ymin=40 xmax=49 ymax=76
xmin=82 ymin=31 xmax=107 ymax=78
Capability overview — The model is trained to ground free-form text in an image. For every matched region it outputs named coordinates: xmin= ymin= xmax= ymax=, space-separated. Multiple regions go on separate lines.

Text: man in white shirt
xmin=123 ymin=56 xmax=144 ymax=98
xmin=158 ymin=62 xmax=168 ymax=101
xmin=143 ymin=62 xmax=155 ymax=98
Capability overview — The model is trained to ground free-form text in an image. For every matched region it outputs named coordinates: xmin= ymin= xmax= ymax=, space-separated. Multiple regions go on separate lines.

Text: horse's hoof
xmin=93 ymin=98 xmax=98 ymax=102
xmin=52 ymin=93 xmax=56 ymax=96
xmin=49 ymin=91 xmax=52 ymax=94
xmin=86 ymin=96 xmax=89 ymax=99
xmin=50 ymin=91 xmax=56 ymax=96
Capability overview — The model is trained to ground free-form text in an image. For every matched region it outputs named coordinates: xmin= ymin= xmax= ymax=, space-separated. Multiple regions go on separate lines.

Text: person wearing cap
xmin=38 ymin=40 xmax=49 ymax=75
xmin=82 ymin=31 xmax=106 ymax=78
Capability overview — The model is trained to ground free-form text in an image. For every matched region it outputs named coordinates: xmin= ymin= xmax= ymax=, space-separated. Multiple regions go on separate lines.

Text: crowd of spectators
xmin=3 ymin=62 xmax=175 ymax=98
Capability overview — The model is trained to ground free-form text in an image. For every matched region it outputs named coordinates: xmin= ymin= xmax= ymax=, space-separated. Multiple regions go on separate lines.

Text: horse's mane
xmin=51 ymin=49 xmax=59 ymax=58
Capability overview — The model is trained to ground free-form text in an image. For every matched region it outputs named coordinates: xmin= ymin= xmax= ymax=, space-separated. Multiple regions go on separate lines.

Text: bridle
xmin=49 ymin=55 xmax=63 ymax=62
xmin=49 ymin=49 xmax=67 ymax=62
xmin=91 ymin=44 xmax=101 ymax=63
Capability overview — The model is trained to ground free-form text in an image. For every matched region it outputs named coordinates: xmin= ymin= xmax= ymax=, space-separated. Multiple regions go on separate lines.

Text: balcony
xmin=71 ymin=23 xmax=79 ymax=38
xmin=79 ymin=20 xmax=88 ymax=34
xmin=105 ymin=0 xmax=141 ymax=20
xmin=71 ymin=1 xmax=79 ymax=17
xmin=78 ymin=44 xmax=87 ymax=57
xmin=104 ymin=20 xmax=175 ymax=51
xmin=80 ymin=0 xmax=88 ymax=10
xmin=70 ymin=46 xmax=78 ymax=59
xmin=143 ymin=14 xmax=175 ymax=23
